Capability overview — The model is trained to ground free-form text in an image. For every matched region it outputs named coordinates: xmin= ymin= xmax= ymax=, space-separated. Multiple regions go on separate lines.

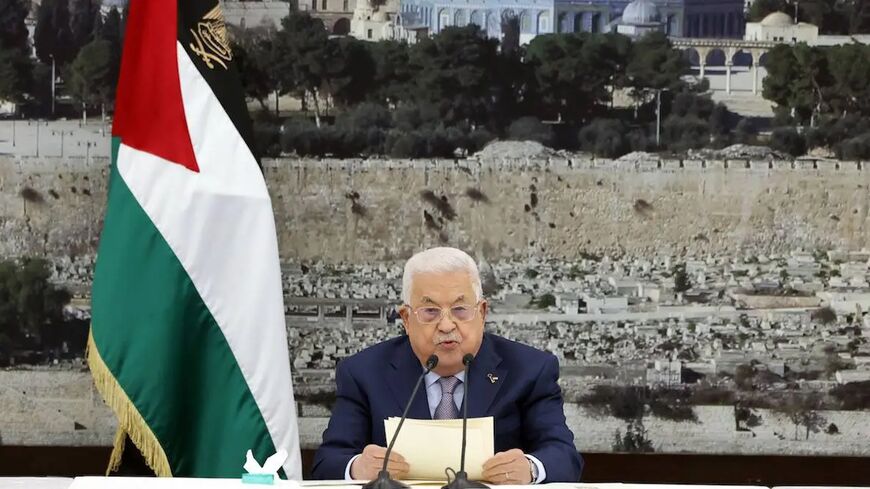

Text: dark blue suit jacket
xmin=311 ymin=333 xmax=583 ymax=482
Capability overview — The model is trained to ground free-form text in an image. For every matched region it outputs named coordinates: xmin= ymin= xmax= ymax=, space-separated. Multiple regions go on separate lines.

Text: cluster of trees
xmin=579 ymin=385 xmax=702 ymax=453
xmin=580 ymin=385 xmax=699 ymax=423
xmin=0 ymin=258 xmax=82 ymax=367
xmin=763 ymin=42 xmax=870 ymax=159
xmin=748 ymin=0 xmax=870 ymax=34
xmin=236 ymin=11 xmax=741 ymax=158
xmin=0 ymin=0 xmax=124 ymax=118
xmin=6 ymin=2 xmax=870 ymax=159
xmin=0 ymin=0 xmax=35 ymax=105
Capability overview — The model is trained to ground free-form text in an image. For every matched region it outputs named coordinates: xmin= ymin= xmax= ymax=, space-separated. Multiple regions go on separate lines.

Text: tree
xmin=232 ymin=32 xmax=277 ymax=113
xmin=121 ymin=0 xmax=130 ymax=38
xmin=612 ymin=419 xmax=655 ymax=453
xmin=762 ymin=45 xmax=798 ymax=111
xmin=0 ymin=47 xmax=32 ymax=104
xmin=799 ymin=409 xmax=827 ymax=440
xmin=748 ymin=0 xmax=788 ymax=21
xmin=525 ymin=34 xmax=582 ymax=121
xmin=322 ymin=36 xmax=374 ymax=109
xmin=500 ymin=12 xmax=520 ymax=55
xmin=526 ymin=33 xmax=628 ymax=122
xmin=272 ymin=11 xmax=329 ymax=126
xmin=826 ymin=44 xmax=870 ymax=117
xmin=0 ymin=258 xmax=71 ymax=358
xmin=101 ymin=6 xmax=123 ymax=50
xmin=578 ymin=118 xmax=629 ymax=157
xmin=798 ymin=0 xmax=851 ymax=34
xmin=0 ymin=0 xmax=33 ymax=104
xmin=627 ymin=32 xmax=688 ymax=93
xmin=582 ymin=385 xmax=647 ymax=421
xmin=34 ymin=0 xmax=58 ymax=65
xmin=98 ymin=6 xmax=123 ymax=96
xmin=735 ymin=405 xmax=763 ymax=430
xmin=777 ymin=395 xmax=827 ymax=440
xmin=40 ymin=0 xmax=76 ymax=66
xmin=626 ymin=32 xmax=689 ymax=122
xmin=829 ymin=380 xmax=870 ymax=409
xmin=837 ymin=0 xmax=870 ymax=34
xmin=0 ymin=0 xmax=30 ymax=50
xmin=70 ymin=0 xmax=99 ymax=52
xmin=366 ymin=39 xmax=412 ymax=107
xmin=662 ymin=113 xmax=710 ymax=152
xmin=90 ymin=8 xmax=104 ymax=40
xmin=68 ymin=39 xmax=113 ymax=122
xmin=735 ymin=364 xmax=755 ymax=391
xmin=812 ymin=306 xmax=837 ymax=324
xmin=791 ymin=43 xmax=834 ymax=126
xmin=409 ymin=25 xmax=500 ymax=126
xmin=763 ymin=43 xmax=835 ymax=125
xmin=533 ymin=293 xmax=557 ymax=309
xmin=648 ymin=388 xmax=698 ymax=422
xmin=489 ymin=46 xmax=530 ymax=129
xmin=673 ymin=263 xmax=690 ymax=293
xmin=507 ymin=116 xmax=554 ymax=146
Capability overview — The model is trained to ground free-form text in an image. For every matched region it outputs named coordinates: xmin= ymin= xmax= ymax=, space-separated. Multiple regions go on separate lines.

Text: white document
xmin=384 ymin=417 xmax=494 ymax=481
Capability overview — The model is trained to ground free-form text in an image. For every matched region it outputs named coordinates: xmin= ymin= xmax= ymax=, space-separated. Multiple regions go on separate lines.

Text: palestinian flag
xmin=87 ymin=0 xmax=301 ymax=478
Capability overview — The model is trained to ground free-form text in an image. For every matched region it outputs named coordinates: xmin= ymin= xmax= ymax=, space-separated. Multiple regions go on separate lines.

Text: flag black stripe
xmin=176 ymin=0 xmax=259 ymax=164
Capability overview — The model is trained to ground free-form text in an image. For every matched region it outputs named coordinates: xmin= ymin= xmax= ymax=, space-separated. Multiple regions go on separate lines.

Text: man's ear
xmin=399 ymin=305 xmax=411 ymax=333
xmin=480 ymin=300 xmax=488 ymax=322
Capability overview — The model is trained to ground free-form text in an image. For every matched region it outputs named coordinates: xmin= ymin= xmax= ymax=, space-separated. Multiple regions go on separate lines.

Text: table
xmin=3 ymin=478 xmax=867 ymax=489
xmin=0 ymin=478 xmax=73 ymax=489
xmin=62 ymin=480 xmax=771 ymax=489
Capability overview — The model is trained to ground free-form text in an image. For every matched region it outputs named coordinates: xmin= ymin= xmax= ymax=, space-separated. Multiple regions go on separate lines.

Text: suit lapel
xmin=388 ymin=338 xmax=432 ymax=420
xmin=467 ymin=334 xmax=507 ymax=418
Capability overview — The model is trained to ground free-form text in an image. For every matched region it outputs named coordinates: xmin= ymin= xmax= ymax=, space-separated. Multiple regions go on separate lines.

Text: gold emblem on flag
xmin=189 ymin=4 xmax=233 ymax=70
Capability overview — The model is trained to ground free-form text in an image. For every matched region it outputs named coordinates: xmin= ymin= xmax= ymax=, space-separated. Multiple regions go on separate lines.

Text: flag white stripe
xmin=115 ymin=41 xmax=301 ymax=479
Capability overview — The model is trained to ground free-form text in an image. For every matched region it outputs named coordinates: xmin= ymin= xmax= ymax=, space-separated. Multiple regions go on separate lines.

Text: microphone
xmin=441 ymin=353 xmax=487 ymax=489
xmin=363 ymin=354 xmax=439 ymax=489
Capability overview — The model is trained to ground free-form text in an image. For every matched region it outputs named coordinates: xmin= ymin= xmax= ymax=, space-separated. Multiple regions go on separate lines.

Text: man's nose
xmin=436 ymin=313 xmax=457 ymax=332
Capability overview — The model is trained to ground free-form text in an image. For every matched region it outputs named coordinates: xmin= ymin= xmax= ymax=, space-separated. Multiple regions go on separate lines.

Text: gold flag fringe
xmin=87 ymin=329 xmax=173 ymax=477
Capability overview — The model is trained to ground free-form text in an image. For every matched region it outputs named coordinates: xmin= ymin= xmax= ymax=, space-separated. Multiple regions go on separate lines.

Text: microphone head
xmin=426 ymin=354 xmax=439 ymax=369
xmin=462 ymin=353 xmax=474 ymax=366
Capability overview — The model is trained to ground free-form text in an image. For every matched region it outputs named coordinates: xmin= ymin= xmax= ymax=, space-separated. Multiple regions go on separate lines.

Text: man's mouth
xmin=438 ymin=340 xmax=460 ymax=349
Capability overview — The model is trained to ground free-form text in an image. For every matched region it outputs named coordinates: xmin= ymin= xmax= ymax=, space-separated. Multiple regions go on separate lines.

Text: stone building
xmin=397 ymin=0 xmax=745 ymax=45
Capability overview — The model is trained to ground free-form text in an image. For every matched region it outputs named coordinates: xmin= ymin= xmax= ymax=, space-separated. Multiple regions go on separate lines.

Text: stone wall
xmin=3 ymin=155 xmax=870 ymax=265
xmin=0 ymin=370 xmax=116 ymax=446
xmin=4 ymin=370 xmax=870 ymax=455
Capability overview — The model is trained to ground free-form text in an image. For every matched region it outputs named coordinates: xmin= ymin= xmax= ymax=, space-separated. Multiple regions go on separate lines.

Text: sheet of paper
xmin=384 ymin=417 xmax=494 ymax=481
xmin=297 ymin=480 xmax=446 ymax=487
xmin=298 ymin=481 xmax=364 ymax=486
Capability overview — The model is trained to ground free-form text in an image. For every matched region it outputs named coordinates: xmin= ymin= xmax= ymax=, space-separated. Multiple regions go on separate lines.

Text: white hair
xmin=401 ymin=247 xmax=482 ymax=305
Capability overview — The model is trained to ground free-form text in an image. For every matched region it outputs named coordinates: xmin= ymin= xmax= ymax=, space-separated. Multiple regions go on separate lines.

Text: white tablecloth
xmin=0 ymin=478 xmax=74 ymax=489
xmin=7 ymin=478 xmax=867 ymax=489
xmin=62 ymin=480 xmax=774 ymax=489
xmin=65 ymin=482 xmax=627 ymax=489
xmin=56 ymin=480 xmax=631 ymax=489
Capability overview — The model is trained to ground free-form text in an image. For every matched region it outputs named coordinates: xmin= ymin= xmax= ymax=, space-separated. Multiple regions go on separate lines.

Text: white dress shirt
xmin=344 ymin=370 xmax=546 ymax=483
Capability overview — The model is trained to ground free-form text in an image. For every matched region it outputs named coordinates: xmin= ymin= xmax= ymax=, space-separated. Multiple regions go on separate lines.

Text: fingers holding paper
xmin=351 ymin=444 xmax=411 ymax=481
xmin=482 ymin=449 xmax=533 ymax=485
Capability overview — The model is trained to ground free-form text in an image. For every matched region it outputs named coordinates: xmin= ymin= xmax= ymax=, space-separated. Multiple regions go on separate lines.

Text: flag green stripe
xmin=91 ymin=137 xmax=279 ymax=477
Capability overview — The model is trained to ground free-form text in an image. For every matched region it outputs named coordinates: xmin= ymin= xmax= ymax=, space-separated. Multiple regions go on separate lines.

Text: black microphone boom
xmin=362 ymin=354 xmax=439 ymax=489
xmin=441 ymin=353 xmax=488 ymax=489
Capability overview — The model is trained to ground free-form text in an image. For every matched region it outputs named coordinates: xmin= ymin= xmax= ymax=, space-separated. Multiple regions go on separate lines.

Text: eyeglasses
xmin=406 ymin=302 xmax=482 ymax=324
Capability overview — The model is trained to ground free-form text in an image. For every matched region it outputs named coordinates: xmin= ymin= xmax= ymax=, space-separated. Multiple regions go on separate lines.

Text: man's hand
xmin=482 ymin=449 xmax=533 ymax=485
xmin=350 ymin=444 xmax=410 ymax=481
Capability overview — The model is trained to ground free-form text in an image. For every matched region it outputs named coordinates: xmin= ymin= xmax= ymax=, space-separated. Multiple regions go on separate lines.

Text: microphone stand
xmin=363 ymin=355 xmax=439 ymax=489
xmin=442 ymin=354 xmax=487 ymax=489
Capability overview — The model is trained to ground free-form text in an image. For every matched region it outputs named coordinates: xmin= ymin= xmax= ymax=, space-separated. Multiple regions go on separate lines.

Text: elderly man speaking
xmin=311 ymin=247 xmax=582 ymax=484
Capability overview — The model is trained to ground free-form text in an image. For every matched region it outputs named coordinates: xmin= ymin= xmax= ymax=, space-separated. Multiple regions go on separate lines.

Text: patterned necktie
xmin=434 ymin=376 xmax=461 ymax=419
